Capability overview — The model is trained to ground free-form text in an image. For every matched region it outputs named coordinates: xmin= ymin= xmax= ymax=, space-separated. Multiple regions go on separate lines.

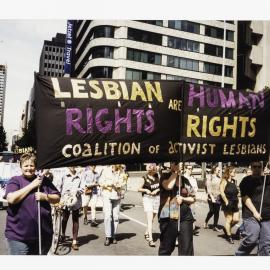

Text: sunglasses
xmin=252 ymin=165 xmax=262 ymax=169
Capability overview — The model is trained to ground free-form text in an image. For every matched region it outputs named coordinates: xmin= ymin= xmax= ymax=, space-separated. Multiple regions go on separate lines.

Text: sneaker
xmin=104 ymin=237 xmax=110 ymax=246
xmin=83 ymin=218 xmax=88 ymax=225
xmin=203 ymin=223 xmax=209 ymax=229
xmin=71 ymin=243 xmax=79 ymax=250
xmin=112 ymin=237 xmax=117 ymax=244
xmin=91 ymin=220 xmax=98 ymax=227
xmin=149 ymin=240 xmax=156 ymax=247
xmin=226 ymin=236 xmax=234 ymax=244
xmin=213 ymin=227 xmax=222 ymax=232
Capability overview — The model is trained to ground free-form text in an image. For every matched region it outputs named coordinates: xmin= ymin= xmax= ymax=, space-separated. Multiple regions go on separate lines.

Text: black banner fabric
xmin=180 ymin=82 xmax=270 ymax=162
xmin=35 ymin=75 xmax=183 ymax=169
xmin=35 ymin=74 xmax=270 ymax=169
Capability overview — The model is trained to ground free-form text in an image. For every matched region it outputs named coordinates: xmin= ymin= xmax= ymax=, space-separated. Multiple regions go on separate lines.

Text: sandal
xmin=149 ymin=240 xmax=156 ymax=247
xmin=144 ymin=233 xmax=150 ymax=241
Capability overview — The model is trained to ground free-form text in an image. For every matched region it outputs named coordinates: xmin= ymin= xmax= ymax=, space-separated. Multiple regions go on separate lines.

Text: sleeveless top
xmin=142 ymin=173 xmax=160 ymax=196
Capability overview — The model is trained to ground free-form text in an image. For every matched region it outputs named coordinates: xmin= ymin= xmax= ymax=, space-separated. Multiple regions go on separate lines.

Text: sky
xmin=0 ymin=20 xmax=66 ymax=144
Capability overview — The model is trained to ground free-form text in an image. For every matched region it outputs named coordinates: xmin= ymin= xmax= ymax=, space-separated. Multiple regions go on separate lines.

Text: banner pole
xmin=37 ymin=186 xmax=42 ymax=255
xmin=259 ymin=160 xmax=269 ymax=216
xmin=178 ymin=81 xmax=185 ymax=239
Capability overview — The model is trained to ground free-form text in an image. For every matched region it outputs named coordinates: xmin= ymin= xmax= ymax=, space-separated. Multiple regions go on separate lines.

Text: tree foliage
xmin=0 ymin=125 xmax=8 ymax=152
xmin=15 ymin=119 xmax=36 ymax=150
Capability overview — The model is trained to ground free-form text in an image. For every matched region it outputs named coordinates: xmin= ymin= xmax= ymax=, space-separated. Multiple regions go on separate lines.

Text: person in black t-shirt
xmin=158 ymin=162 xmax=196 ymax=256
xmin=138 ymin=163 xmax=160 ymax=247
xmin=236 ymin=161 xmax=270 ymax=256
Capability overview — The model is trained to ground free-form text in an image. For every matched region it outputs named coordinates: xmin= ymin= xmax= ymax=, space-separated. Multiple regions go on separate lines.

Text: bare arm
xmin=242 ymin=195 xmax=262 ymax=221
xmin=7 ymin=177 xmax=42 ymax=205
xmin=220 ymin=180 xmax=228 ymax=205
xmin=176 ymin=195 xmax=196 ymax=205
xmin=35 ymin=192 xmax=60 ymax=204
xmin=162 ymin=172 xmax=178 ymax=190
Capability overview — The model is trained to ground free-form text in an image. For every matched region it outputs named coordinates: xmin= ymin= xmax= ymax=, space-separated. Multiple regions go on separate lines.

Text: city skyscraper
xmin=39 ymin=33 xmax=66 ymax=77
xmin=0 ymin=64 xmax=7 ymax=125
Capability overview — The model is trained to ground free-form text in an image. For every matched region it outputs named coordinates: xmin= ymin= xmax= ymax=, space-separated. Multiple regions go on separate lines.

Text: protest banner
xmin=35 ymin=74 xmax=183 ymax=168
xmin=34 ymin=74 xmax=270 ymax=168
xmin=180 ymin=82 xmax=270 ymax=162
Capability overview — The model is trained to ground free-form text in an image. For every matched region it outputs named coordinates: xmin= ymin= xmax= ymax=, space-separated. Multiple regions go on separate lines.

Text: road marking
xmin=120 ymin=212 xmax=147 ymax=227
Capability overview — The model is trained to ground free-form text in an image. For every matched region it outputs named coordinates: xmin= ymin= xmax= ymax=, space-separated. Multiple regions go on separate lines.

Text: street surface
xmin=0 ymin=188 xmax=252 ymax=256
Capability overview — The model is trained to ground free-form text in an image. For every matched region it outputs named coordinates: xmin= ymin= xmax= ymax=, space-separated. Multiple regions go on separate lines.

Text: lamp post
xmin=219 ymin=20 xmax=227 ymax=175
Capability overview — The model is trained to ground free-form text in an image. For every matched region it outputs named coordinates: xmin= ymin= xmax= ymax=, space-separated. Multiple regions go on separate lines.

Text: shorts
xmin=82 ymin=194 xmax=98 ymax=207
xmin=142 ymin=195 xmax=160 ymax=213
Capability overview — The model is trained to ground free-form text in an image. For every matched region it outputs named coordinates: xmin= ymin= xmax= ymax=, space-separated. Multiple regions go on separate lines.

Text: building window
xmin=167 ymin=56 xmax=199 ymax=72
xmin=203 ymin=80 xmax=221 ymax=87
xmin=205 ymin=25 xmax=234 ymax=41
xmin=168 ymin=20 xmax=200 ymax=34
xmin=91 ymin=46 xmax=113 ymax=59
xmin=89 ymin=67 xmax=113 ymax=78
xmin=204 ymin=62 xmax=233 ymax=77
xmin=205 ymin=26 xmax=224 ymax=39
xmin=167 ymin=75 xmax=198 ymax=83
xmin=126 ymin=68 xmax=161 ymax=80
xmin=226 ymin=30 xmax=234 ymax=42
xmin=127 ymin=48 xmax=161 ymax=65
xmin=168 ymin=36 xmax=199 ymax=53
xmin=204 ymin=62 xmax=222 ymax=75
xmin=128 ymin=28 xmax=162 ymax=46
xmin=204 ymin=44 xmax=223 ymax=57
xmin=225 ymin=66 xmax=233 ymax=77
xmin=224 ymin=83 xmax=233 ymax=88
xmin=93 ymin=26 xmax=114 ymax=38
xmin=137 ymin=20 xmax=163 ymax=26
xmin=226 ymin=48 xmax=233 ymax=59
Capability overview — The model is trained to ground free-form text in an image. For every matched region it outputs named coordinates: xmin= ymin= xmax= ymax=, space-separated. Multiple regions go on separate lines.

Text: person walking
xmin=158 ymin=162 xmax=196 ymax=256
xmin=4 ymin=153 xmax=60 ymax=255
xmin=183 ymin=164 xmax=199 ymax=236
xmin=59 ymin=167 xmax=83 ymax=251
xmin=138 ymin=163 xmax=160 ymax=247
xmin=99 ymin=164 xmax=126 ymax=246
xmin=204 ymin=165 xmax=222 ymax=232
xmin=81 ymin=165 xmax=100 ymax=227
xmin=236 ymin=162 xmax=270 ymax=256
xmin=220 ymin=166 xmax=240 ymax=244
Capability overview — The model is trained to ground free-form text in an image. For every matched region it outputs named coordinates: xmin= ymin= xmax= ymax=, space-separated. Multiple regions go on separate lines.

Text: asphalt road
xmin=0 ymin=190 xmax=252 ymax=256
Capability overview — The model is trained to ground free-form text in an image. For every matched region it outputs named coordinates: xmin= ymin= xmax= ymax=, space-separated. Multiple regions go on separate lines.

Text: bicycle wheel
xmin=51 ymin=208 xmax=62 ymax=254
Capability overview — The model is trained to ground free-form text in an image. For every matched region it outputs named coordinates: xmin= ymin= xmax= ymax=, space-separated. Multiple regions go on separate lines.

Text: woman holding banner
xmin=220 ymin=166 xmax=240 ymax=244
xmin=99 ymin=164 xmax=126 ymax=246
xmin=4 ymin=153 xmax=60 ymax=255
xmin=138 ymin=163 xmax=160 ymax=247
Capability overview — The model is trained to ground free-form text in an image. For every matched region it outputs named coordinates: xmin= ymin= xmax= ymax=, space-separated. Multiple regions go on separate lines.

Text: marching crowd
xmin=2 ymin=152 xmax=270 ymax=256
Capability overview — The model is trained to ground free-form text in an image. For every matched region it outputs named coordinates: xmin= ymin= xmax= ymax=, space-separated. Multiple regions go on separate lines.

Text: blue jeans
xmin=6 ymin=236 xmax=52 ymax=255
xmin=102 ymin=196 xmax=121 ymax=238
xmin=235 ymin=217 xmax=270 ymax=256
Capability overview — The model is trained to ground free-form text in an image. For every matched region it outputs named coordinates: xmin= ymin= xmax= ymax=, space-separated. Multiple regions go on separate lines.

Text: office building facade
xmin=0 ymin=64 xmax=7 ymax=125
xmin=238 ymin=21 xmax=270 ymax=92
xmin=39 ymin=33 xmax=66 ymax=77
xmin=73 ymin=20 xmax=237 ymax=89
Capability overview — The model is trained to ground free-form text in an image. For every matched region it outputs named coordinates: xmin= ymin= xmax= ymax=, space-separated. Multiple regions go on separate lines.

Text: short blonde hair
xmin=20 ymin=153 xmax=36 ymax=168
